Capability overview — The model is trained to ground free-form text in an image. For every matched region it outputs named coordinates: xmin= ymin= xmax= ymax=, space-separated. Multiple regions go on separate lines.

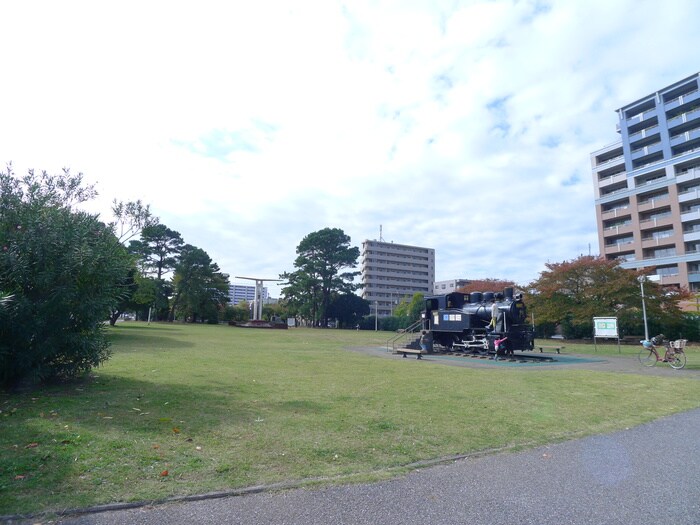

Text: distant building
xmin=433 ymin=279 xmax=470 ymax=294
xmin=360 ymin=240 xmax=435 ymax=317
xmin=229 ymin=284 xmax=268 ymax=305
xmin=591 ymin=72 xmax=700 ymax=291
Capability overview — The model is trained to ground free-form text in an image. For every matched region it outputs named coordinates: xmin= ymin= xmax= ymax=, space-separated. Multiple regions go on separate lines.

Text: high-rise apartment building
xmin=592 ymin=72 xmax=700 ymax=291
xmin=360 ymin=240 xmax=435 ymax=316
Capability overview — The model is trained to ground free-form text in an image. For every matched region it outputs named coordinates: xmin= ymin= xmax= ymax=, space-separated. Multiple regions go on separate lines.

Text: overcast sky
xmin=2 ymin=0 xmax=699 ymax=297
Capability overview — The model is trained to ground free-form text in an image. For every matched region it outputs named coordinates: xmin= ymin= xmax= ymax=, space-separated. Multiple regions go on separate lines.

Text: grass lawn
xmin=2 ymin=324 xmax=700 ymax=517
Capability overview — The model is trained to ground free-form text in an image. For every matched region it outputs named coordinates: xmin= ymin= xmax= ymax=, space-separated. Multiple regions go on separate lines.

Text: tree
xmin=280 ymin=269 xmax=321 ymax=324
xmin=107 ymin=266 xmax=139 ymax=326
xmin=457 ymin=278 xmax=516 ymax=294
xmin=109 ymin=199 xmax=157 ymax=244
xmin=0 ymin=166 xmax=132 ymax=386
xmin=132 ymin=223 xmax=184 ymax=280
xmin=106 ymin=203 xmax=160 ymax=325
xmin=527 ymin=255 xmax=689 ymax=339
xmin=327 ymin=293 xmax=370 ymax=328
xmin=393 ymin=293 xmax=425 ymax=322
xmin=130 ymin=223 xmax=184 ymax=320
xmin=281 ymin=228 xmax=360 ymax=327
xmin=170 ymin=244 xmax=230 ymax=323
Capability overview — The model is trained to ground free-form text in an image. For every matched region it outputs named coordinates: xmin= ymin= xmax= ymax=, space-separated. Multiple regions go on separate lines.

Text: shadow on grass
xmin=0 ymin=374 xmax=253 ymax=515
xmin=107 ymin=329 xmax=195 ymax=352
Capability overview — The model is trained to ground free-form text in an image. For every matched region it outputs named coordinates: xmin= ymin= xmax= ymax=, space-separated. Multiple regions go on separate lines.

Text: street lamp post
xmin=639 ymin=276 xmax=649 ymax=341
xmin=639 ymin=274 xmax=661 ymax=341
xmin=374 ymin=301 xmax=378 ymax=331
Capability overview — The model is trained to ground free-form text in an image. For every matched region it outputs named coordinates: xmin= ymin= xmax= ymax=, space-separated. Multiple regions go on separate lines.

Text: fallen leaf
xmin=160 ymin=470 xmax=169 ymax=477
xmin=152 ymin=444 xmax=160 ymax=449
xmin=172 ymin=427 xmax=180 ymax=434
xmin=25 ymin=443 xmax=39 ymax=449
xmin=14 ymin=475 xmax=26 ymax=480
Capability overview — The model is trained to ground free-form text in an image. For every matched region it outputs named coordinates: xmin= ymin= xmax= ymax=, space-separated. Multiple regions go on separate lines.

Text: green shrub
xmin=0 ymin=168 xmax=131 ymax=386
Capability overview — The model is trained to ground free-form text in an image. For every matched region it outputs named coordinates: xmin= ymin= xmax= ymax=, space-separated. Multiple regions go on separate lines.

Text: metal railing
xmin=386 ymin=319 xmax=423 ymax=353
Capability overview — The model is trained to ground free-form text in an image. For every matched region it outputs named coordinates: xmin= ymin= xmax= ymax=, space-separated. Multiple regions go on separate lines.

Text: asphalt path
xmin=32 ymin=406 xmax=699 ymax=525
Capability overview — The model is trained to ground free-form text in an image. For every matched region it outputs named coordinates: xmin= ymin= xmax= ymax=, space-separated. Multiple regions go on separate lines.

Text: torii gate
xmin=235 ymin=276 xmax=281 ymax=321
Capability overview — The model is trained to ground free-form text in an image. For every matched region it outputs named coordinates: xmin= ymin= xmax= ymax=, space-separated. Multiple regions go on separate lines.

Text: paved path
xmin=41 ymin=407 xmax=700 ymax=525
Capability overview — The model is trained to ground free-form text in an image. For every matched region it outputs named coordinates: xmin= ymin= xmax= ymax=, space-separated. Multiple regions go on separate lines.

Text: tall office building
xmin=592 ymin=72 xmax=700 ymax=291
xmin=360 ymin=240 xmax=435 ymax=316
xmin=229 ymin=283 xmax=268 ymax=305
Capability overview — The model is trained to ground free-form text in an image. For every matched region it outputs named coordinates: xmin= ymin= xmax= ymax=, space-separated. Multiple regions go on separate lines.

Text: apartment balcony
xmin=637 ymin=195 xmax=670 ymax=212
xmin=597 ymin=172 xmax=627 ymax=189
xmin=664 ymin=88 xmax=700 ymax=111
xmin=626 ymin=107 xmax=657 ymax=125
xmin=688 ymin=270 xmax=700 ymax=283
xmin=639 ymin=216 xmax=674 ymax=230
xmin=603 ymin=241 xmax=635 ymax=255
xmin=600 ymin=206 xmax=631 ymax=220
xmin=634 ymin=175 xmax=670 ymax=189
xmin=630 ymin=141 xmax=663 ymax=161
xmin=650 ymin=274 xmax=681 ymax=287
xmin=667 ymin=108 xmax=700 ymax=130
xmin=676 ymin=167 xmax=700 ymax=184
xmin=628 ymin=125 xmax=660 ymax=146
xmin=682 ymin=210 xmax=700 ymax=223
xmin=599 ymin=184 xmax=630 ymax=199
xmin=670 ymin=127 xmax=700 ymax=147
xmin=679 ymin=186 xmax=700 ymax=203
xmin=641 ymin=236 xmax=678 ymax=250
xmin=594 ymin=154 xmax=625 ymax=171
xmin=602 ymin=223 xmax=634 ymax=237
xmin=683 ymin=229 xmax=700 ymax=242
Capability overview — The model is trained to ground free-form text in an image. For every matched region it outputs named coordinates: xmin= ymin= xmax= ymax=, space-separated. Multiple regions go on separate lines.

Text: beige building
xmin=592 ymin=72 xmax=700 ymax=292
xmin=360 ymin=240 xmax=435 ymax=316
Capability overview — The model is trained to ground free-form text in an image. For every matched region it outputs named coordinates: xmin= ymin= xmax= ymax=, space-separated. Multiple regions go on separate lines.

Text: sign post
xmin=593 ymin=317 xmax=620 ymax=353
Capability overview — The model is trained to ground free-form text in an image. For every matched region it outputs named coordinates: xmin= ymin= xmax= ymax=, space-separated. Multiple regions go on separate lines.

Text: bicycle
xmin=638 ymin=334 xmax=687 ymax=370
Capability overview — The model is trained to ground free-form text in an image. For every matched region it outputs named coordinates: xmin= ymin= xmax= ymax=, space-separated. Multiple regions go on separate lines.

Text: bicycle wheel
xmin=638 ymin=348 xmax=657 ymax=367
xmin=667 ymin=351 xmax=686 ymax=370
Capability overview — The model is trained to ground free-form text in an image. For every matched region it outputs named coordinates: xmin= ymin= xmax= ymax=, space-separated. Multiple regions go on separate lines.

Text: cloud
xmin=2 ymin=0 xmax=699 ymax=298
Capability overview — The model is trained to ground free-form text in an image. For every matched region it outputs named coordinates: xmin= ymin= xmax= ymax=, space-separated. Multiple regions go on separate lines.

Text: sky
xmin=2 ymin=0 xmax=700 ymax=298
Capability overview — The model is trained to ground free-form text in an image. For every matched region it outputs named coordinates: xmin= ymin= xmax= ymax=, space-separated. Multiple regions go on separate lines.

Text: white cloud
xmin=2 ymin=0 xmax=700 ymax=298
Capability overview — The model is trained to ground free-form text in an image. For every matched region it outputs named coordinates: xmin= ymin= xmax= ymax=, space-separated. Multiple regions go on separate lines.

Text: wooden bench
xmin=536 ymin=345 xmax=564 ymax=354
xmin=397 ymin=349 xmax=424 ymax=359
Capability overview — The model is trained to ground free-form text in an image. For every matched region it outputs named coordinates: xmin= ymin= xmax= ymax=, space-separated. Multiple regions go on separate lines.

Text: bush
xmin=0 ymin=168 xmax=131 ymax=386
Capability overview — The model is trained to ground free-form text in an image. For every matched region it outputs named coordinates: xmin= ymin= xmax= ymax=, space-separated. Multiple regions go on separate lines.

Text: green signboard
xmin=593 ymin=317 xmax=618 ymax=338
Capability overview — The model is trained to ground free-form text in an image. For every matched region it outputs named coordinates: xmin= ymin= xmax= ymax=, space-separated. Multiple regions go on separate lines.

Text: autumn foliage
xmin=527 ymin=255 xmax=690 ymax=339
xmin=456 ymin=279 xmax=516 ymax=294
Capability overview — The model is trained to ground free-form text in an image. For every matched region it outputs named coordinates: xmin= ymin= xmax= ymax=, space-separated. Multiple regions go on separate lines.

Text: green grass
xmin=2 ymin=324 xmax=700 ymax=517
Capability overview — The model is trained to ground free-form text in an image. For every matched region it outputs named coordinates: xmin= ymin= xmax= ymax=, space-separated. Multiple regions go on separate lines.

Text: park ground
xmin=1 ymin=323 xmax=699 ymax=520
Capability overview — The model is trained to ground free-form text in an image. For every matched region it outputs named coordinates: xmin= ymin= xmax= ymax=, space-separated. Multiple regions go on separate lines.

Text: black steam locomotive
xmin=423 ymin=287 xmax=534 ymax=355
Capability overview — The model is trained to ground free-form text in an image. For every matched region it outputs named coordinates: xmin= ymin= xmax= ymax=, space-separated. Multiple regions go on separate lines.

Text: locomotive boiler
xmin=423 ymin=287 xmax=534 ymax=355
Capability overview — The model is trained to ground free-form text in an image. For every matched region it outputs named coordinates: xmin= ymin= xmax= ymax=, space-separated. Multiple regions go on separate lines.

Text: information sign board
xmin=593 ymin=317 xmax=618 ymax=338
